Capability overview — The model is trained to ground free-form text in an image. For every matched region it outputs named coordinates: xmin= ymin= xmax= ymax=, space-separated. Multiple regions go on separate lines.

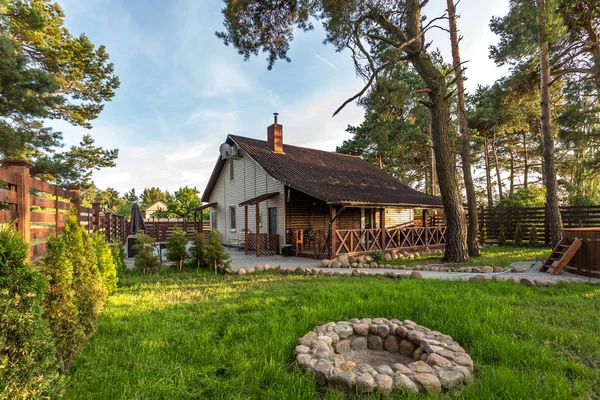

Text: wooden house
xmin=143 ymin=200 xmax=168 ymax=219
xmin=201 ymin=115 xmax=446 ymax=258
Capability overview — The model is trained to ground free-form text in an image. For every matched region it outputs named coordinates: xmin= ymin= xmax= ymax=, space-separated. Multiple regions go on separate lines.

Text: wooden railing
xmin=246 ymin=233 xmax=280 ymax=256
xmin=292 ymin=226 xmax=446 ymax=257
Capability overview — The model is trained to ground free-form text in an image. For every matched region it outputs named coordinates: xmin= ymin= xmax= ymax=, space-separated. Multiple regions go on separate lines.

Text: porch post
xmin=245 ymin=205 xmax=249 ymax=255
xmin=380 ymin=208 xmax=386 ymax=250
xmin=330 ymin=206 xmax=337 ymax=257
xmin=255 ymin=203 xmax=260 ymax=257
xmin=422 ymin=209 xmax=429 ymax=246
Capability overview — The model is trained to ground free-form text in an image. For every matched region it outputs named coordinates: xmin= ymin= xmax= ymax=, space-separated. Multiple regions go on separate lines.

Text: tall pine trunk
xmin=522 ymin=131 xmax=529 ymax=188
xmin=404 ymin=0 xmax=468 ymax=262
xmin=447 ymin=0 xmax=479 ymax=257
xmin=536 ymin=0 xmax=563 ymax=247
xmin=491 ymin=131 xmax=503 ymax=200
xmin=484 ymin=132 xmax=494 ymax=207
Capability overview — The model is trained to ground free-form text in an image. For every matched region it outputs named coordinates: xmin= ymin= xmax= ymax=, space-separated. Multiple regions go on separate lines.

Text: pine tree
xmin=0 ymin=224 xmax=61 ymax=398
xmin=92 ymin=232 xmax=118 ymax=293
xmin=62 ymin=215 xmax=106 ymax=337
xmin=134 ymin=232 xmax=160 ymax=274
xmin=528 ymin=225 xmax=539 ymax=247
xmin=165 ymin=226 xmax=188 ymax=271
xmin=203 ymin=230 xmax=231 ymax=274
xmin=189 ymin=232 xmax=206 ymax=269
xmin=40 ymin=234 xmax=84 ymax=372
xmin=513 ymin=223 xmax=524 ymax=246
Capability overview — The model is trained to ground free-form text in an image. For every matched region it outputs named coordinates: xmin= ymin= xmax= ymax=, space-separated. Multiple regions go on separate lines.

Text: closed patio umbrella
xmin=129 ymin=203 xmax=146 ymax=234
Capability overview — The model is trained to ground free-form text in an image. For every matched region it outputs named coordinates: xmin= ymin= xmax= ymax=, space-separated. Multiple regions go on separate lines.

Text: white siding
xmin=207 ymin=153 xmax=286 ymax=246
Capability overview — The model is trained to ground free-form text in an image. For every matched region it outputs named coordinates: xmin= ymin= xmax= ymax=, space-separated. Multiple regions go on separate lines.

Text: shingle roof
xmin=201 ymin=135 xmax=444 ymax=208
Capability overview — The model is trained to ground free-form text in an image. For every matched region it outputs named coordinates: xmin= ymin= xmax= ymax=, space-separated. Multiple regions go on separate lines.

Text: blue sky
xmin=53 ymin=0 xmax=510 ymax=195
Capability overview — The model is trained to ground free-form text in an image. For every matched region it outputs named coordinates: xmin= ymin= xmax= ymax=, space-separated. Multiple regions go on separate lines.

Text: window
xmin=229 ymin=206 xmax=236 ymax=230
xmin=210 ymin=211 xmax=217 ymax=230
xmin=364 ymin=208 xmax=373 ymax=229
xmin=230 ymin=159 xmax=234 ymax=181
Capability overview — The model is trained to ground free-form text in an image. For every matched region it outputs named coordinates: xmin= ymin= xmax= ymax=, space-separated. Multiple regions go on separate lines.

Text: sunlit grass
xmin=64 ymin=269 xmax=600 ymax=399
xmin=389 ymin=245 xmax=552 ymax=269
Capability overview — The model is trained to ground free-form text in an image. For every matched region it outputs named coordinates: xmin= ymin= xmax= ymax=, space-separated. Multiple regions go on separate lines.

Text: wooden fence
xmin=480 ymin=205 xmax=600 ymax=244
xmin=144 ymin=220 xmax=210 ymax=242
xmin=0 ymin=160 xmax=127 ymax=260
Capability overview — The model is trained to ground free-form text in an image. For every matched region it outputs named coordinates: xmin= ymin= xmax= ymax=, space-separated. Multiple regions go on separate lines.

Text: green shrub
xmin=62 ymin=215 xmax=107 ymax=338
xmin=93 ymin=232 xmax=118 ymax=293
xmin=479 ymin=225 xmax=487 ymax=245
xmin=528 ymin=225 xmax=539 ymax=247
xmin=203 ymin=229 xmax=231 ymax=274
xmin=497 ymin=225 xmax=506 ymax=246
xmin=134 ymin=232 xmax=161 ymax=274
xmin=368 ymin=250 xmax=385 ymax=263
xmin=513 ymin=223 xmax=524 ymax=246
xmin=40 ymin=234 xmax=84 ymax=372
xmin=111 ymin=240 xmax=126 ymax=280
xmin=0 ymin=224 xmax=61 ymax=398
xmin=165 ymin=226 xmax=188 ymax=271
xmin=189 ymin=232 xmax=206 ymax=269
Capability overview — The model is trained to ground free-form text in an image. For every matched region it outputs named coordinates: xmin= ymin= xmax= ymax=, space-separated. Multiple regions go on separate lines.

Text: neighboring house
xmin=201 ymin=115 xmax=446 ymax=258
xmin=143 ymin=200 xmax=168 ymax=219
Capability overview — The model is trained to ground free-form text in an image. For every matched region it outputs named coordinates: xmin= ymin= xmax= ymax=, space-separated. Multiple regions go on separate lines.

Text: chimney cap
xmin=273 ymin=112 xmax=279 ymax=124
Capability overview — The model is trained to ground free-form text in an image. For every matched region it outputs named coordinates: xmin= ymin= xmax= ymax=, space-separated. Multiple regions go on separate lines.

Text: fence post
xmin=106 ymin=212 xmax=112 ymax=242
xmin=68 ymin=186 xmax=81 ymax=224
xmin=2 ymin=160 xmax=33 ymax=257
xmin=380 ymin=208 xmax=386 ymax=250
xmin=422 ymin=209 xmax=429 ymax=245
xmin=92 ymin=202 xmax=101 ymax=233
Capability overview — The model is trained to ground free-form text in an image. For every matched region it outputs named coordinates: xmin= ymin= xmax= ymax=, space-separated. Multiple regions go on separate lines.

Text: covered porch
xmin=289 ymin=197 xmax=446 ymax=259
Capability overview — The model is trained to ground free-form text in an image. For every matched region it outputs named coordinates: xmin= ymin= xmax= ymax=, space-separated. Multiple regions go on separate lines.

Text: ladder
xmin=539 ymin=238 xmax=582 ymax=275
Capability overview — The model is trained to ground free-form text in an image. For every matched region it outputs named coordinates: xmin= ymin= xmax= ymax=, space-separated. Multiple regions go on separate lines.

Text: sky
xmin=53 ymin=0 xmax=511 ymax=195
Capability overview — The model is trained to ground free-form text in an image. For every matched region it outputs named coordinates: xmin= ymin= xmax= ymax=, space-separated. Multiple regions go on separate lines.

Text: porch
xmin=292 ymin=225 xmax=446 ymax=259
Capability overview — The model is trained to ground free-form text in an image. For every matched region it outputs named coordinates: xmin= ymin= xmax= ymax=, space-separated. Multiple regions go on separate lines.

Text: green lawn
xmin=389 ymin=246 xmax=552 ymax=269
xmin=63 ymin=270 xmax=600 ymax=399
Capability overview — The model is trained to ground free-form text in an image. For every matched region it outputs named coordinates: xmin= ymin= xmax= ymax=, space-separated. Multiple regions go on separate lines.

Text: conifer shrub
xmin=62 ymin=215 xmax=107 ymax=338
xmin=203 ymin=229 xmax=231 ymax=274
xmin=111 ymin=240 xmax=126 ymax=280
xmin=513 ymin=223 xmax=524 ymax=246
xmin=528 ymin=225 xmax=539 ymax=247
xmin=40 ymin=234 xmax=84 ymax=372
xmin=165 ymin=226 xmax=188 ymax=271
xmin=497 ymin=225 xmax=506 ymax=246
xmin=0 ymin=224 xmax=61 ymax=398
xmin=134 ymin=232 xmax=161 ymax=274
xmin=93 ymin=232 xmax=118 ymax=293
xmin=189 ymin=232 xmax=207 ymax=269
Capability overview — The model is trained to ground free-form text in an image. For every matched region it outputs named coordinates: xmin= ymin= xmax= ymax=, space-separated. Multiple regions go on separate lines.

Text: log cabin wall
xmin=285 ymin=188 xmax=329 ymax=244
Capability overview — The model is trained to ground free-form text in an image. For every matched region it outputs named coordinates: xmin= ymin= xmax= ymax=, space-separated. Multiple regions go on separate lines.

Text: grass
xmin=63 ymin=269 xmax=600 ymax=400
xmin=387 ymin=245 xmax=552 ymax=269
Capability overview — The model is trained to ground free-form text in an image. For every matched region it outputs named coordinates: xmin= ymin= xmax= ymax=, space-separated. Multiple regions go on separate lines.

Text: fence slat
xmin=0 ymin=188 xmax=17 ymax=204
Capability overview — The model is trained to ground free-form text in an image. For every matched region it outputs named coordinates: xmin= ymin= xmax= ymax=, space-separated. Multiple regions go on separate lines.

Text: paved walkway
xmin=228 ymin=251 xmax=599 ymax=283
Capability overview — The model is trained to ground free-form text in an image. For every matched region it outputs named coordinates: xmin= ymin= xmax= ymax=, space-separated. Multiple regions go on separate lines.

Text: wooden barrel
xmin=562 ymin=228 xmax=600 ymax=278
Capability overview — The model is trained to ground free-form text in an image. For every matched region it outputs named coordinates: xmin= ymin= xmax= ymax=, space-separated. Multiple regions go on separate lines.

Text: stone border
xmin=295 ymin=319 xmax=474 ymax=395
xmin=222 ymin=264 xmax=589 ymax=287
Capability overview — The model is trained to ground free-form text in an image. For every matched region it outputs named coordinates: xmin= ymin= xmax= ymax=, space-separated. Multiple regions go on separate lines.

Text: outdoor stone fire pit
xmin=295 ymin=318 xmax=473 ymax=394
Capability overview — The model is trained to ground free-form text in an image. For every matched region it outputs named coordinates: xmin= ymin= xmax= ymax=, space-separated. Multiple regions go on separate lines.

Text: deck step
xmin=539 ymin=238 xmax=582 ymax=275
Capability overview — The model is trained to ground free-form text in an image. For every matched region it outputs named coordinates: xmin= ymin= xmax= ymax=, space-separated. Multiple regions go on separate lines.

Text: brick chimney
xmin=267 ymin=113 xmax=283 ymax=153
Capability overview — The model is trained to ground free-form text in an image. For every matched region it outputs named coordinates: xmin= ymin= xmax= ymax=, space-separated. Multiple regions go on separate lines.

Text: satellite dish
xmin=219 ymin=143 xmax=233 ymax=159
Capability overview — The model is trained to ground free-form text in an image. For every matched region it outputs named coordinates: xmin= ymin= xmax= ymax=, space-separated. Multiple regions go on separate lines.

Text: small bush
xmin=513 ymin=223 xmax=524 ymax=246
xmin=111 ymin=240 xmax=126 ymax=280
xmin=203 ymin=229 xmax=231 ymax=274
xmin=165 ymin=226 xmax=188 ymax=271
xmin=368 ymin=250 xmax=385 ymax=263
xmin=41 ymin=234 xmax=84 ymax=372
xmin=0 ymin=224 xmax=61 ymax=398
xmin=528 ymin=225 xmax=539 ymax=247
xmin=189 ymin=232 xmax=206 ymax=269
xmin=497 ymin=225 xmax=506 ymax=246
xmin=93 ymin=232 xmax=118 ymax=293
xmin=134 ymin=232 xmax=161 ymax=274
xmin=479 ymin=225 xmax=487 ymax=245
xmin=63 ymin=215 xmax=107 ymax=338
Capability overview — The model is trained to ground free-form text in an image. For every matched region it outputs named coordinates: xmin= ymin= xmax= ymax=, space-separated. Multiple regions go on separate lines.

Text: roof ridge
xmin=229 ymin=134 xmax=361 ymax=159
